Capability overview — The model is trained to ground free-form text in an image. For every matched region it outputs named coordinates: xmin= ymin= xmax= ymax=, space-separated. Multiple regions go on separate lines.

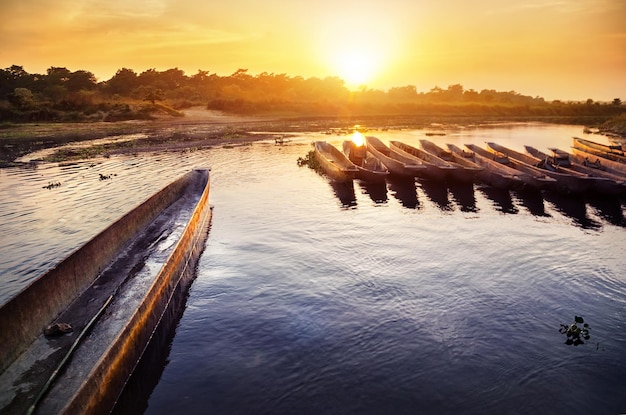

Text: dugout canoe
xmin=313 ymin=141 xmax=359 ymax=182
xmin=525 ymin=146 xmax=625 ymax=195
xmin=389 ymin=140 xmax=457 ymax=181
xmin=465 ymin=143 xmax=556 ymax=190
xmin=447 ymin=144 xmax=523 ymax=189
xmin=486 ymin=142 xmax=592 ymax=193
xmin=570 ymin=146 xmax=626 ymax=177
xmin=572 ymin=137 xmax=626 ymax=163
xmin=365 ymin=136 xmax=427 ymax=178
xmin=0 ymin=169 xmax=212 ymax=415
xmin=419 ymin=139 xmax=483 ymax=183
xmin=342 ymin=140 xmax=389 ymax=183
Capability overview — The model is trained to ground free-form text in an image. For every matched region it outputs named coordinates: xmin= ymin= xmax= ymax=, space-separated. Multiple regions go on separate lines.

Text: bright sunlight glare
xmin=351 ymin=131 xmax=365 ymax=146
xmin=318 ymin=15 xmax=393 ymax=89
xmin=336 ymin=50 xmax=377 ymax=87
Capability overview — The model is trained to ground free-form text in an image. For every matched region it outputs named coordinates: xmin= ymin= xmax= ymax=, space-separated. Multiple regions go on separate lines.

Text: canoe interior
xmin=0 ymin=169 xmax=212 ymax=415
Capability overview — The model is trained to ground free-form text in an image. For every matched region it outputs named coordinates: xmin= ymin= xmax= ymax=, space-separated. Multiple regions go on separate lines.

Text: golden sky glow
xmin=1 ymin=0 xmax=624 ymax=101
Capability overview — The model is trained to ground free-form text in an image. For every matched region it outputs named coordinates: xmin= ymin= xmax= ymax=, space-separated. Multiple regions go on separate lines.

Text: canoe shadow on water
xmin=356 ymin=180 xmax=389 ymax=204
xmin=448 ymin=181 xmax=478 ymax=212
xmin=323 ymin=175 xmax=625 ymax=230
xmin=512 ymin=187 xmax=549 ymax=217
xmin=586 ymin=194 xmax=626 ymax=227
xmin=329 ymin=180 xmax=357 ymax=208
xmin=542 ymin=190 xmax=602 ymax=230
xmin=387 ymin=177 xmax=420 ymax=209
xmin=477 ymin=185 xmax=519 ymax=214
xmin=418 ymin=178 xmax=453 ymax=211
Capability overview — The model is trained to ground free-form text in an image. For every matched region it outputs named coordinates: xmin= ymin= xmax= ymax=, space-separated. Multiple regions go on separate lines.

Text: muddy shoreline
xmin=0 ymin=107 xmax=613 ymax=167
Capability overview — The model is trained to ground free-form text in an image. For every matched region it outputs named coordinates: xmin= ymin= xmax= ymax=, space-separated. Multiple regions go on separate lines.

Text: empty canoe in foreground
xmin=0 ymin=169 xmax=212 ymax=415
xmin=313 ymin=141 xmax=359 ymax=182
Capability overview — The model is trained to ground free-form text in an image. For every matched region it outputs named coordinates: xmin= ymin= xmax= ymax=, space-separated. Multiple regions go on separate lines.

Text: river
xmin=1 ymin=122 xmax=625 ymax=414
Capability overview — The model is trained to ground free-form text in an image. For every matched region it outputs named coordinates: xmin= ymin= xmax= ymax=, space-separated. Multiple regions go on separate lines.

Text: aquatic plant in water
xmin=559 ymin=315 xmax=590 ymax=345
xmin=43 ymin=182 xmax=61 ymax=189
xmin=296 ymin=150 xmax=321 ymax=172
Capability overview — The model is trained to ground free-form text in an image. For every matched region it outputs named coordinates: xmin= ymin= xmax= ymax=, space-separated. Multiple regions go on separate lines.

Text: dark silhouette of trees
xmin=66 ymin=70 xmax=98 ymax=92
xmin=1 ymin=64 xmax=625 ymax=122
xmin=106 ymin=68 xmax=139 ymax=95
xmin=0 ymin=66 xmax=36 ymax=96
xmin=7 ymin=88 xmax=35 ymax=109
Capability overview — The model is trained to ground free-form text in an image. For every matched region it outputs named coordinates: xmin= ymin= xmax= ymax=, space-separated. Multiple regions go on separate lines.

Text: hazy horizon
xmin=1 ymin=0 xmax=625 ymax=102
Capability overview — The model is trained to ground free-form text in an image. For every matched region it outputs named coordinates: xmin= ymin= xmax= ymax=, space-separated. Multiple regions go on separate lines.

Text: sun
xmin=318 ymin=17 xmax=391 ymax=89
xmin=336 ymin=49 xmax=377 ymax=87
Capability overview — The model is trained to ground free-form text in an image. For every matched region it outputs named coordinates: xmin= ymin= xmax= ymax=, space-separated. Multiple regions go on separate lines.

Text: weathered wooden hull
xmin=342 ymin=141 xmax=389 ymax=183
xmin=466 ymin=144 xmax=556 ymax=190
xmin=448 ymin=144 xmax=522 ymax=189
xmin=365 ymin=136 xmax=426 ymax=178
xmin=571 ymin=146 xmax=626 ymax=177
xmin=419 ymin=139 xmax=483 ymax=183
xmin=0 ymin=169 xmax=212 ymax=415
xmin=487 ymin=142 xmax=591 ymax=193
xmin=572 ymin=137 xmax=626 ymax=163
xmin=389 ymin=140 xmax=457 ymax=181
xmin=313 ymin=141 xmax=358 ymax=182
xmin=525 ymin=146 xmax=625 ymax=195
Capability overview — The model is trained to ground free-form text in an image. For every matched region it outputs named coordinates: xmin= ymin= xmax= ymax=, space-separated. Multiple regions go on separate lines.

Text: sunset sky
xmin=1 ymin=0 xmax=624 ymax=101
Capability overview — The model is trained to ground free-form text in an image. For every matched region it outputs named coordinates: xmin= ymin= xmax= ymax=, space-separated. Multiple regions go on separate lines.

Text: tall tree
xmin=66 ymin=70 xmax=97 ymax=92
xmin=107 ymin=68 xmax=139 ymax=95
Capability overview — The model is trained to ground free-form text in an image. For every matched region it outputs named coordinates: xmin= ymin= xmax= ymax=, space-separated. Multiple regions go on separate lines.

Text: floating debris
xmin=275 ymin=136 xmax=291 ymax=145
xmin=99 ymin=173 xmax=117 ymax=181
xmin=43 ymin=182 xmax=61 ymax=189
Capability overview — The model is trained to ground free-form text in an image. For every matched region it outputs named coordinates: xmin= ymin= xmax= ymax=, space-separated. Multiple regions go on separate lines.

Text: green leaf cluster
xmin=297 ymin=150 xmax=321 ymax=172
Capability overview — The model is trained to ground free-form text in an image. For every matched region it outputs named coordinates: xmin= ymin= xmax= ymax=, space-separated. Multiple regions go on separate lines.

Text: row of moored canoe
xmin=312 ymin=136 xmax=626 ymax=195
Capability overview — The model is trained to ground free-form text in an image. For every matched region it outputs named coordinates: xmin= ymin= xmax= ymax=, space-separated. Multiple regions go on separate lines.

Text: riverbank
xmin=1 ymin=108 xmax=624 ymax=167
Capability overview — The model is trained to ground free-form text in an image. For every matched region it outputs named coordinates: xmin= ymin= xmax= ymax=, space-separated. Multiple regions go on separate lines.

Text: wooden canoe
xmin=342 ymin=140 xmax=389 ymax=183
xmin=313 ymin=141 xmax=359 ymax=182
xmin=525 ymin=146 xmax=625 ymax=195
xmin=486 ymin=142 xmax=593 ymax=193
xmin=448 ymin=144 xmax=523 ymax=189
xmin=0 ymin=169 xmax=212 ymax=415
xmin=572 ymin=137 xmax=626 ymax=163
xmin=570 ymin=146 xmax=626 ymax=177
xmin=419 ymin=139 xmax=483 ymax=183
xmin=389 ymin=140 xmax=457 ymax=181
xmin=466 ymin=143 xmax=556 ymax=190
xmin=365 ymin=136 xmax=426 ymax=178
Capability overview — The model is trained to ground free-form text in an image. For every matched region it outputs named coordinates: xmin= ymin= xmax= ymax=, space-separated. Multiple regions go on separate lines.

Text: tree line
xmin=0 ymin=64 xmax=623 ymax=122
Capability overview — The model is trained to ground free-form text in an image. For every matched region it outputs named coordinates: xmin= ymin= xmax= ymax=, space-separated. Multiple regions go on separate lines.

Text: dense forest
xmin=0 ymin=65 xmax=624 ymax=123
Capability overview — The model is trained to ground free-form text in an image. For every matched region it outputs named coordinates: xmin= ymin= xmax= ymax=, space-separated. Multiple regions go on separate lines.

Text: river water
xmin=1 ymin=123 xmax=625 ymax=414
